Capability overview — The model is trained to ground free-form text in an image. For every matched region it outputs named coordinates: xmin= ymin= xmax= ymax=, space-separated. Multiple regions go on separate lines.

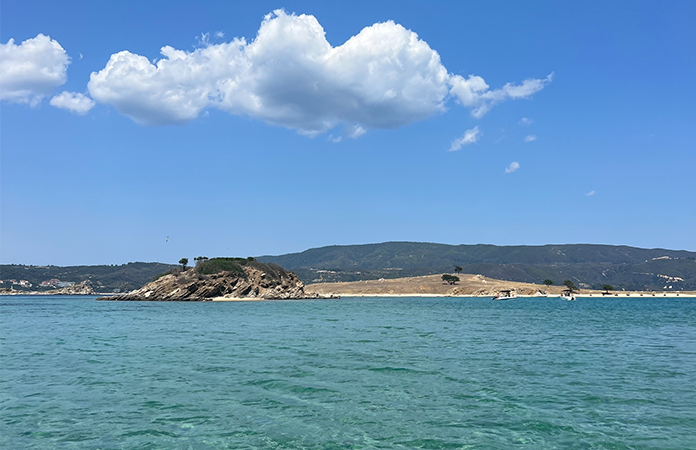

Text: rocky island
xmin=98 ymin=257 xmax=328 ymax=301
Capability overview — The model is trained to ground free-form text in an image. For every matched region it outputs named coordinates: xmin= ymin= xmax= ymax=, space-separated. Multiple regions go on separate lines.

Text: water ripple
xmin=1 ymin=295 xmax=695 ymax=449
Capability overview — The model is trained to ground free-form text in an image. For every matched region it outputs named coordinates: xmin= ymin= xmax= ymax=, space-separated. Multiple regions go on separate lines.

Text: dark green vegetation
xmin=441 ymin=274 xmax=460 ymax=285
xmin=0 ymin=262 xmax=175 ymax=293
xmin=151 ymin=257 xmax=291 ymax=283
xmin=259 ymin=242 xmax=696 ymax=291
xmin=196 ymin=257 xmax=247 ymax=277
xmin=563 ymin=280 xmax=579 ymax=292
xmin=195 ymin=257 xmax=290 ymax=282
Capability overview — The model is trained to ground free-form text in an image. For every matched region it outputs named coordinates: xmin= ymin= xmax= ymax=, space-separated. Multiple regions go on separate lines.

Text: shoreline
xmin=3 ymin=291 xmax=694 ymax=300
xmin=3 ymin=290 xmax=695 ymax=300
xmin=332 ymin=292 xmax=696 ymax=298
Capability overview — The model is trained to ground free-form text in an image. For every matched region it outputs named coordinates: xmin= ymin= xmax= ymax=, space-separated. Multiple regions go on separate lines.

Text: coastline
xmin=331 ymin=292 xmax=696 ymax=298
xmin=211 ymin=296 xmax=272 ymax=302
xmin=4 ymin=290 xmax=693 ymax=300
xmin=304 ymin=273 xmax=696 ymax=299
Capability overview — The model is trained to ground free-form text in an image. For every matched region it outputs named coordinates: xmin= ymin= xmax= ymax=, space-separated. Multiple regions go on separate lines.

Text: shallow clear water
xmin=1 ymin=295 xmax=695 ymax=449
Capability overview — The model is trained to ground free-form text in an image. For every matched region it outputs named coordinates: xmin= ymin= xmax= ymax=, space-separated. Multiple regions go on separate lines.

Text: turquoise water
xmin=1 ymin=296 xmax=695 ymax=449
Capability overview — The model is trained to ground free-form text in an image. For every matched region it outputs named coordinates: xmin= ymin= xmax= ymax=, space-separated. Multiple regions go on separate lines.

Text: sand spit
xmin=305 ymin=273 xmax=696 ymax=298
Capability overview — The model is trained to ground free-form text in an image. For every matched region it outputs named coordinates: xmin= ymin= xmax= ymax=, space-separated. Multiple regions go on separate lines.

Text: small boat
xmin=560 ymin=289 xmax=576 ymax=301
xmin=493 ymin=290 xmax=517 ymax=301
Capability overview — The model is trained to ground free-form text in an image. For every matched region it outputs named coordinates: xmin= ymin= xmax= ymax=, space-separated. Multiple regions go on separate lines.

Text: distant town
xmin=0 ymin=278 xmax=77 ymax=290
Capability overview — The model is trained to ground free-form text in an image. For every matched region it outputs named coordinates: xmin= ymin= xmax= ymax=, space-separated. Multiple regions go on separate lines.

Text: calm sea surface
xmin=1 ymin=295 xmax=695 ymax=449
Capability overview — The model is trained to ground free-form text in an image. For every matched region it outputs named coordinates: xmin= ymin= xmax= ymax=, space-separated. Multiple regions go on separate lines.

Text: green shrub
xmin=194 ymin=257 xmax=291 ymax=282
xmin=196 ymin=258 xmax=247 ymax=278
xmin=442 ymin=274 xmax=459 ymax=285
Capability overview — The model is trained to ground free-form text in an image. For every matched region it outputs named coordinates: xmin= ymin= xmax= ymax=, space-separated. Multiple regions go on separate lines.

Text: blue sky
xmin=2 ymin=1 xmax=695 ymax=266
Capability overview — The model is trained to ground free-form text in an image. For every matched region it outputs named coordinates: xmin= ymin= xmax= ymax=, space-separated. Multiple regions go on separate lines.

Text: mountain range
xmin=259 ymin=242 xmax=696 ymax=291
xmin=2 ymin=242 xmax=695 ymax=293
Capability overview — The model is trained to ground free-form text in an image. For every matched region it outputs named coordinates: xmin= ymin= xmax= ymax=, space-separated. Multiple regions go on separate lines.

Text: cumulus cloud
xmin=449 ymin=126 xmax=481 ymax=151
xmin=505 ymin=161 xmax=520 ymax=173
xmin=450 ymin=72 xmax=553 ymax=118
xmin=50 ymin=91 xmax=95 ymax=114
xmin=519 ymin=117 xmax=533 ymax=125
xmin=87 ymin=10 xmax=551 ymax=134
xmin=524 ymin=134 xmax=537 ymax=142
xmin=88 ymin=10 xmax=449 ymax=131
xmin=0 ymin=34 xmax=70 ymax=105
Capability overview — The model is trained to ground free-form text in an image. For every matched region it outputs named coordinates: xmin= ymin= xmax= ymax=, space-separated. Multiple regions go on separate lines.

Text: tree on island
xmin=179 ymin=258 xmax=189 ymax=271
xmin=454 ymin=266 xmax=463 ymax=275
xmin=543 ymin=279 xmax=553 ymax=287
xmin=442 ymin=274 xmax=459 ymax=285
xmin=563 ymin=279 xmax=578 ymax=292
xmin=194 ymin=256 xmax=209 ymax=267
xmin=602 ymin=284 xmax=614 ymax=294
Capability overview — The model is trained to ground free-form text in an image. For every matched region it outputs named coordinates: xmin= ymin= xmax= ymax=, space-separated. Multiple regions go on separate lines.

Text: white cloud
xmin=449 ymin=126 xmax=481 ymax=151
xmin=586 ymin=190 xmax=596 ymax=196
xmin=524 ymin=134 xmax=537 ymax=142
xmin=505 ymin=161 xmax=520 ymax=173
xmin=328 ymin=124 xmax=367 ymax=143
xmin=0 ymin=34 xmax=70 ymax=105
xmin=88 ymin=10 xmax=449 ymax=131
xmin=450 ymin=72 xmax=553 ymax=118
xmin=346 ymin=124 xmax=367 ymax=139
xmin=88 ymin=47 xmax=217 ymax=125
xmin=87 ymin=10 xmax=552 ymax=134
xmin=519 ymin=117 xmax=533 ymax=125
xmin=50 ymin=91 xmax=95 ymax=114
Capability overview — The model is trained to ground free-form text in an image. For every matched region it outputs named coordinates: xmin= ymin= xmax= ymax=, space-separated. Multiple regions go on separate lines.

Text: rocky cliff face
xmin=99 ymin=265 xmax=321 ymax=301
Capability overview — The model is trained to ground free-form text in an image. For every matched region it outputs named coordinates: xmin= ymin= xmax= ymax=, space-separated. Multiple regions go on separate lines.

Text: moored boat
xmin=561 ymin=289 xmax=576 ymax=301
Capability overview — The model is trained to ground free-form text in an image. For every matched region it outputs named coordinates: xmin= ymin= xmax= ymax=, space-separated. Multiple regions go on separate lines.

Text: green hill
xmin=258 ymin=242 xmax=696 ymax=291
xmin=3 ymin=243 xmax=695 ymax=293
xmin=0 ymin=262 xmax=176 ymax=293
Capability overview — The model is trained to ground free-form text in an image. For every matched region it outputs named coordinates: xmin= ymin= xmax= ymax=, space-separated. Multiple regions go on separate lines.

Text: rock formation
xmin=51 ymin=281 xmax=98 ymax=295
xmin=98 ymin=259 xmax=325 ymax=301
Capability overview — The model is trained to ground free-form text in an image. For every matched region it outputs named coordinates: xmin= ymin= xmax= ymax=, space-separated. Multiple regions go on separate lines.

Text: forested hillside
xmin=0 ymin=262 xmax=176 ymax=293
xmin=259 ymin=242 xmax=696 ymax=291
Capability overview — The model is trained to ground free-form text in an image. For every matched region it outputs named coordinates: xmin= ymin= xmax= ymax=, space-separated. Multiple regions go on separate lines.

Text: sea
xmin=1 ymin=295 xmax=695 ymax=450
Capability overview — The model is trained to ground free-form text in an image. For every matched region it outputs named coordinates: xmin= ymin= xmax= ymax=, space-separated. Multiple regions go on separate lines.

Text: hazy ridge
xmin=259 ymin=242 xmax=696 ymax=291
xmin=3 ymin=243 xmax=695 ymax=293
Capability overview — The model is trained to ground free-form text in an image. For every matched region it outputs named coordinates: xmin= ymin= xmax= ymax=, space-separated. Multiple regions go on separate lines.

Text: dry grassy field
xmin=304 ymin=273 xmax=696 ymax=298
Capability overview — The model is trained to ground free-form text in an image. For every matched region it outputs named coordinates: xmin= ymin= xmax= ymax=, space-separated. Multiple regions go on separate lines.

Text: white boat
xmin=561 ymin=289 xmax=576 ymax=301
xmin=493 ymin=290 xmax=517 ymax=301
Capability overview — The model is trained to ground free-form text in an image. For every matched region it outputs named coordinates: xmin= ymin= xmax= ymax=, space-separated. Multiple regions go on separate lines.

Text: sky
xmin=1 ymin=0 xmax=695 ymax=266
